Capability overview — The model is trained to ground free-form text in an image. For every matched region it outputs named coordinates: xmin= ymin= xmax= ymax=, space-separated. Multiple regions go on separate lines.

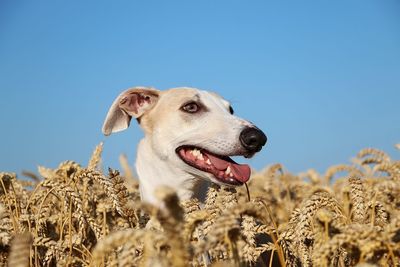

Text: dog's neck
xmin=135 ymin=138 xmax=207 ymax=205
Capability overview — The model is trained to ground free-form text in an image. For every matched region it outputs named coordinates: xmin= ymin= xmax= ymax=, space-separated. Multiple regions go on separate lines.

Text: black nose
xmin=239 ymin=127 xmax=267 ymax=153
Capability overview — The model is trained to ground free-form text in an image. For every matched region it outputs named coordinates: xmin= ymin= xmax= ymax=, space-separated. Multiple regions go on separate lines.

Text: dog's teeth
xmin=206 ymin=159 xmax=211 ymax=165
xmin=225 ymin=166 xmax=231 ymax=175
xmin=229 ymin=173 xmax=234 ymax=178
xmin=190 ymin=149 xmax=204 ymax=160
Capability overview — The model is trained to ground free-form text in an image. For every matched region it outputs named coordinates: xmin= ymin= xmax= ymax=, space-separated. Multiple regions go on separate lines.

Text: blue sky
xmin=0 ymin=1 xmax=399 ymax=176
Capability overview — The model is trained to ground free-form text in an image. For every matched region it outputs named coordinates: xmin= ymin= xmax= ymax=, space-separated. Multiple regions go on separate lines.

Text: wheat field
xmin=0 ymin=143 xmax=399 ymax=267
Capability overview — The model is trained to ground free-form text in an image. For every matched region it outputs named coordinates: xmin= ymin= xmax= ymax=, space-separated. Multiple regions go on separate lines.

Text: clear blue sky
xmin=0 ymin=1 xmax=399 ymax=176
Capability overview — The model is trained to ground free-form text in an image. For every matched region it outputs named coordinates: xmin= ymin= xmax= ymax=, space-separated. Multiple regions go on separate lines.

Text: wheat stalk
xmin=0 ymin=143 xmax=398 ymax=266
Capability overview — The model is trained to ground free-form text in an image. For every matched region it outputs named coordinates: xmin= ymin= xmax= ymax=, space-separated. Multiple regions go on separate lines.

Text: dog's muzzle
xmin=240 ymin=127 xmax=267 ymax=153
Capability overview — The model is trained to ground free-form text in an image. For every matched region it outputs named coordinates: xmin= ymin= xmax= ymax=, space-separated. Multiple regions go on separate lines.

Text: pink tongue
xmin=206 ymin=153 xmax=251 ymax=183
xmin=230 ymin=164 xmax=251 ymax=183
xmin=207 ymin=153 xmax=229 ymax=170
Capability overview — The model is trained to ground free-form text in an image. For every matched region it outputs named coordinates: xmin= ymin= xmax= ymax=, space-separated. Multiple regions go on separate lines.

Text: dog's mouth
xmin=176 ymin=146 xmax=251 ymax=186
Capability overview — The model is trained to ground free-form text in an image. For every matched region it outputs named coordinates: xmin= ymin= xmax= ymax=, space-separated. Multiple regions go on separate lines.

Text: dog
xmin=102 ymin=87 xmax=267 ymax=206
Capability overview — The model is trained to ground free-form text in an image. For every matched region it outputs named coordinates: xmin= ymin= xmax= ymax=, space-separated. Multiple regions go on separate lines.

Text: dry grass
xmin=0 ymin=143 xmax=399 ymax=266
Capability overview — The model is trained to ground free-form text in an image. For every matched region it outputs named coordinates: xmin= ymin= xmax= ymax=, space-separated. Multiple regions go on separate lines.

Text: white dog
xmin=102 ymin=87 xmax=267 ymax=206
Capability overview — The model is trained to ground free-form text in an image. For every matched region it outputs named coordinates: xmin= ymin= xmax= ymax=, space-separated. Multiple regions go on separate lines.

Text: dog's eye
xmin=182 ymin=102 xmax=200 ymax=113
xmin=229 ymin=106 xmax=234 ymax=115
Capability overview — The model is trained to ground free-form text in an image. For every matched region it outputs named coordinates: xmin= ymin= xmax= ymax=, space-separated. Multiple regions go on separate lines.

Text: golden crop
xmin=0 ymin=143 xmax=399 ymax=267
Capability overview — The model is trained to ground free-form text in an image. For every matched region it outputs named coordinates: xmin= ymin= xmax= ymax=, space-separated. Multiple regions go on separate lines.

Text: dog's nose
xmin=240 ymin=127 xmax=267 ymax=153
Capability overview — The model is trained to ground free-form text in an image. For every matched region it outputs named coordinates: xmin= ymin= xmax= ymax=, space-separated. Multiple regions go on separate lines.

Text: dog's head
xmin=103 ymin=87 xmax=267 ymax=186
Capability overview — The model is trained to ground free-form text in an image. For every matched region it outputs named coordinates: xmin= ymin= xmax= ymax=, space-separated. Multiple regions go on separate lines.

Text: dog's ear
xmin=102 ymin=87 xmax=160 ymax=136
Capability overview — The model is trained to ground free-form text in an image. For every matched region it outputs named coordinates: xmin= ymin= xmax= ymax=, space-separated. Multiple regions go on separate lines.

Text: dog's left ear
xmin=102 ymin=87 xmax=160 ymax=136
